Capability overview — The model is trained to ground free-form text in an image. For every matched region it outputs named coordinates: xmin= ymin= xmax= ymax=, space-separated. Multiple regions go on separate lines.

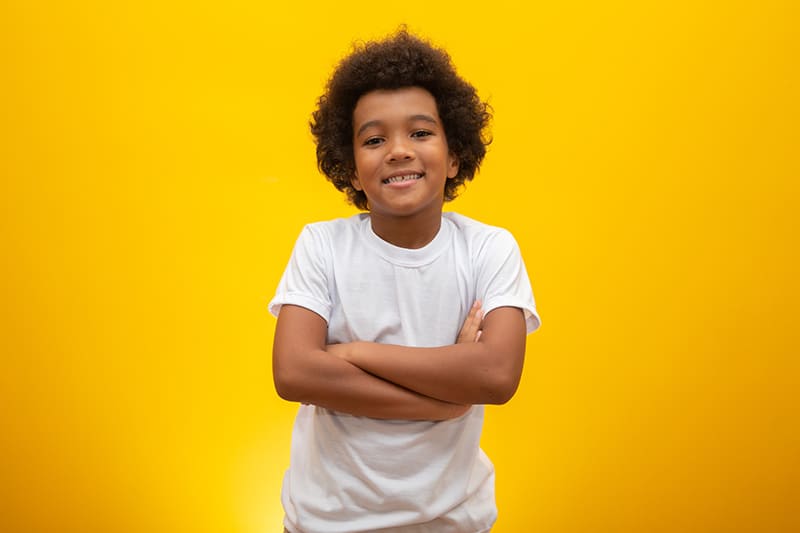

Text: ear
xmin=446 ymin=153 xmax=459 ymax=179
xmin=350 ymin=173 xmax=363 ymax=191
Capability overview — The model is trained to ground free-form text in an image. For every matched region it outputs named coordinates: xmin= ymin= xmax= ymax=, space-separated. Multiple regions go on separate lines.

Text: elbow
xmin=480 ymin=344 xmax=525 ymax=404
xmin=273 ymin=373 xmax=294 ymax=402
xmin=273 ymin=364 xmax=304 ymax=402
xmin=482 ymin=369 xmax=522 ymax=405
xmin=485 ymin=380 xmax=519 ymax=405
xmin=272 ymin=346 xmax=328 ymax=403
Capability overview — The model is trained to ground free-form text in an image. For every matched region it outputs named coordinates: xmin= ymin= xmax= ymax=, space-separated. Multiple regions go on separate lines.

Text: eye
xmin=363 ymin=137 xmax=384 ymax=146
xmin=411 ymin=130 xmax=433 ymax=138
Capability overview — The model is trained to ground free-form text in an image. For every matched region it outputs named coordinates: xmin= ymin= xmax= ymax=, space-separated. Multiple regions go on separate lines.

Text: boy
xmin=270 ymin=29 xmax=540 ymax=533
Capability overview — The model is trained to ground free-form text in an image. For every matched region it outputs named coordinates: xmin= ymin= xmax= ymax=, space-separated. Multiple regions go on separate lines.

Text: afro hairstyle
xmin=310 ymin=28 xmax=492 ymax=210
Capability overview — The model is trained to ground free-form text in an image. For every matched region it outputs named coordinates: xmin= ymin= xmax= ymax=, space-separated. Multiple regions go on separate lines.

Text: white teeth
xmin=384 ymin=173 xmax=422 ymax=184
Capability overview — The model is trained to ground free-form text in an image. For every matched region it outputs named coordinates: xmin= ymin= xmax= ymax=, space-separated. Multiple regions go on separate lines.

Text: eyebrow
xmin=355 ymin=114 xmax=439 ymax=137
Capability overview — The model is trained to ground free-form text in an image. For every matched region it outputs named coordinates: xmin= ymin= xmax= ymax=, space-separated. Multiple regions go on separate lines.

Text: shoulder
xmin=303 ymin=213 xmax=367 ymax=234
xmin=443 ymin=212 xmax=518 ymax=252
xmin=298 ymin=214 xmax=367 ymax=244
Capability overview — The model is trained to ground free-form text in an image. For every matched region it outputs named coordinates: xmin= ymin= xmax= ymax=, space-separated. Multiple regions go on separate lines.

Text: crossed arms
xmin=272 ymin=301 xmax=527 ymax=421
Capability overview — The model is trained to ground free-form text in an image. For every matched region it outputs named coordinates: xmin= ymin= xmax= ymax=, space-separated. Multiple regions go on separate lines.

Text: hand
xmin=456 ymin=301 xmax=483 ymax=344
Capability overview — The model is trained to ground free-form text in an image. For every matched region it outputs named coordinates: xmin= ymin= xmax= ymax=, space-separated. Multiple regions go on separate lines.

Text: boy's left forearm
xmin=329 ymin=306 xmax=527 ymax=405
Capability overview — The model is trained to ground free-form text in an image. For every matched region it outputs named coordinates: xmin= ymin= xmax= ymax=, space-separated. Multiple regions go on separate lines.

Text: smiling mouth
xmin=382 ymin=173 xmax=424 ymax=184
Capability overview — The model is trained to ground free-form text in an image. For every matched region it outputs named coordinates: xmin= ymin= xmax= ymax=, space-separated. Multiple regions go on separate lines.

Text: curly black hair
xmin=310 ymin=28 xmax=492 ymax=210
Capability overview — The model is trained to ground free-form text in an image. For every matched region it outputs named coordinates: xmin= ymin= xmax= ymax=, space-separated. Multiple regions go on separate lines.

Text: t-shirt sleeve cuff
xmin=268 ymin=293 xmax=331 ymax=323
xmin=483 ymin=298 xmax=541 ymax=334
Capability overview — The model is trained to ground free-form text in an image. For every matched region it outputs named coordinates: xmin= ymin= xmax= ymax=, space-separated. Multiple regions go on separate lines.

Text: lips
xmin=382 ymin=173 xmax=424 ymax=184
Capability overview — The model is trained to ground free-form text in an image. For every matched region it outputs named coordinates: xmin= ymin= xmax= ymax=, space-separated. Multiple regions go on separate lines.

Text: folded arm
xmin=328 ymin=305 xmax=527 ymax=405
xmin=272 ymin=304 xmax=469 ymax=420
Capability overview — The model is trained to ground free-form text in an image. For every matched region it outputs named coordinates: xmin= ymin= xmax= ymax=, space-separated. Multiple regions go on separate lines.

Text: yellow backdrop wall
xmin=2 ymin=1 xmax=798 ymax=532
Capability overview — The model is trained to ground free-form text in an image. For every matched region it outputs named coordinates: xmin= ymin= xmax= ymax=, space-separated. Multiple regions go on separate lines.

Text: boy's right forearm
xmin=275 ymin=348 xmax=468 ymax=420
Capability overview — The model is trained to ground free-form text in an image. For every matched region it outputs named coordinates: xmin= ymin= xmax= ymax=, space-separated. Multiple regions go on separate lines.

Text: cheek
xmin=355 ymin=152 xmax=380 ymax=173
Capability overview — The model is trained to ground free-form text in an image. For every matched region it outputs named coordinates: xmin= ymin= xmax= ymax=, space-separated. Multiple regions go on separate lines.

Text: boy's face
xmin=351 ymin=87 xmax=458 ymax=220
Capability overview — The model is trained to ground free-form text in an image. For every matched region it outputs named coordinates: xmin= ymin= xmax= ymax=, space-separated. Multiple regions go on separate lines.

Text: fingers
xmin=457 ymin=300 xmax=484 ymax=344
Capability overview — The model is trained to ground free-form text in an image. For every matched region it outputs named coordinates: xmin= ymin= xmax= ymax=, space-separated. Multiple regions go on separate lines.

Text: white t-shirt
xmin=270 ymin=212 xmax=540 ymax=533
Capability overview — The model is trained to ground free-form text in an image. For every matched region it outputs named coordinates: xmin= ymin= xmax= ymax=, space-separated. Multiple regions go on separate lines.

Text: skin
xmin=272 ymin=304 xmax=471 ymax=420
xmin=326 ymin=305 xmax=526 ymax=405
xmin=273 ymin=302 xmax=482 ymax=420
xmin=272 ymin=86 xmax=527 ymax=419
xmin=351 ymin=87 xmax=459 ymax=249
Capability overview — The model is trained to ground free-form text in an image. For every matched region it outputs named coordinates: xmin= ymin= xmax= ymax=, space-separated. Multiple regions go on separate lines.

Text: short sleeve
xmin=475 ymin=229 xmax=541 ymax=334
xmin=268 ymin=225 xmax=333 ymax=322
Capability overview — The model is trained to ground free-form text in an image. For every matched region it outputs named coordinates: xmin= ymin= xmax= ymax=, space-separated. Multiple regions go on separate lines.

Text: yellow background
xmin=2 ymin=1 xmax=798 ymax=532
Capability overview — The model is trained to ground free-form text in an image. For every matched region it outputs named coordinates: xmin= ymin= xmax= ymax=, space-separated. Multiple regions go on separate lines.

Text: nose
xmin=386 ymin=137 xmax=414 ymax=162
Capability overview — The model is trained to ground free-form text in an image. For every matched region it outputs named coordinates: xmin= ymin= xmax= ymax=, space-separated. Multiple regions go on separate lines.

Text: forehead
xmin=352 ymin=87 xmax=440 ymax=128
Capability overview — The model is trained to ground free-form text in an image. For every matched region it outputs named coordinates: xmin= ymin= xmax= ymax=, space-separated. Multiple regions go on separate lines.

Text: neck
xmin=368 ymin=210 xmax=443 ymax=249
